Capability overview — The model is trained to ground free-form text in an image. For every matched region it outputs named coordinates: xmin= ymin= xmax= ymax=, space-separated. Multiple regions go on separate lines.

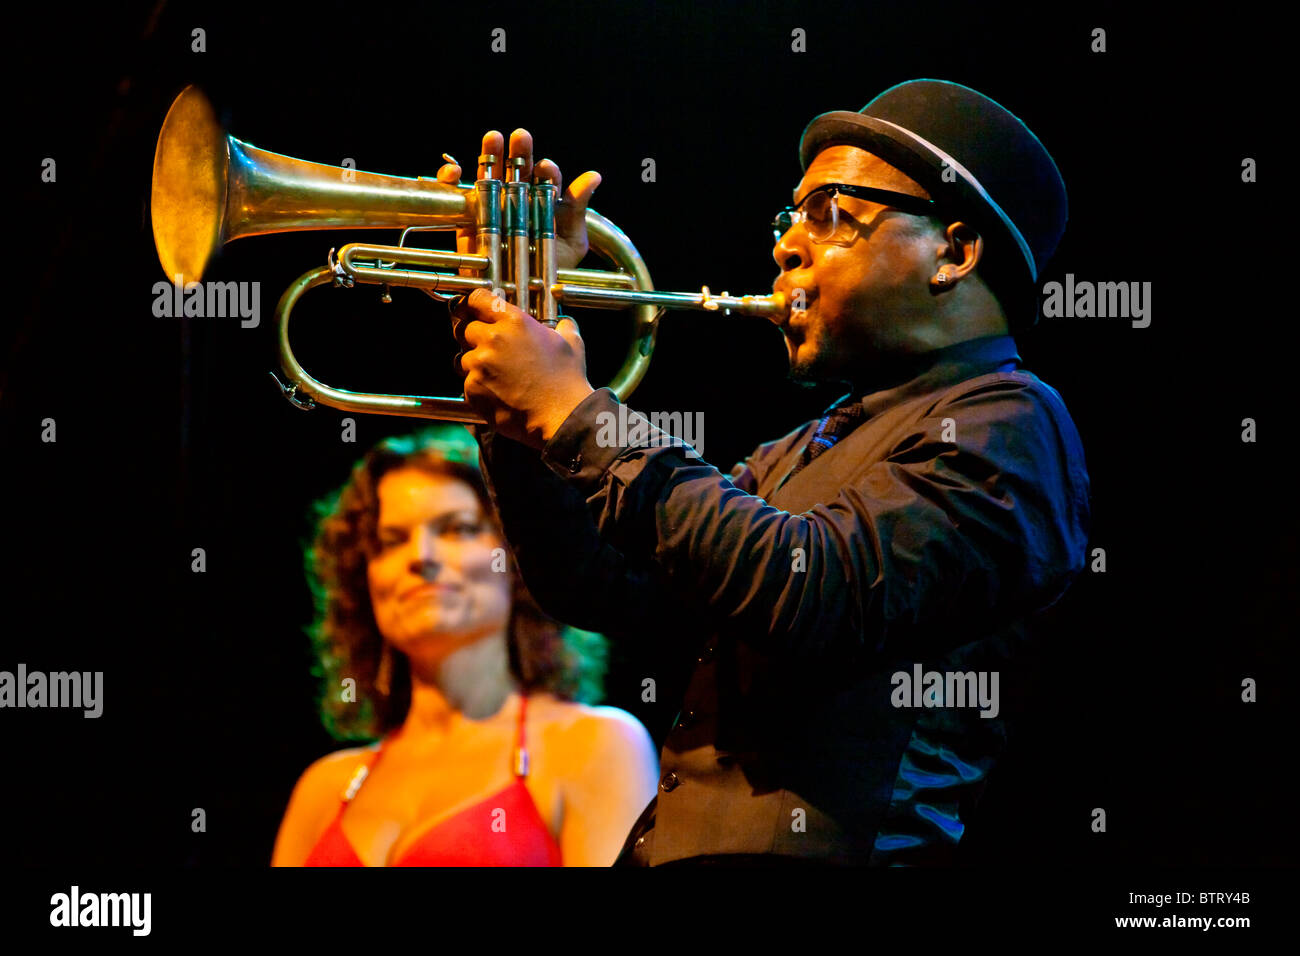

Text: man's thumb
xmin=571 ymin=170 xmax=602 ymax=207
xmin=555 ymin=316 xmax=584 ymax=349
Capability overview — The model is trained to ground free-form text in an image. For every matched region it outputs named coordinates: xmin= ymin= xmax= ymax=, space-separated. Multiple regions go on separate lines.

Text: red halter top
xmin=303 ymin=694 xmax=562 ymax=866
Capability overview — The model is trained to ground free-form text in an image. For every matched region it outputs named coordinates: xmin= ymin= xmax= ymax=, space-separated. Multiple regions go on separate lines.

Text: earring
xmin=375 ymin=643 xmax=393 ymax=697
xmin=932 ymin=266 xmax=956 ymax=288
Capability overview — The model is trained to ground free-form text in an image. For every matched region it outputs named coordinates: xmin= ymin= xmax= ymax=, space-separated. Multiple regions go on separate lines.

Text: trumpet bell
xmin=151 ymin=85 xmax=227 ymax=285
xmin=152 ymin=85 xmax=474 ymax=285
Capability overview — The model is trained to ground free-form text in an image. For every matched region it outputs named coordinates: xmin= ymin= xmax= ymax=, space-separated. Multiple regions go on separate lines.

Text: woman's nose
xmin=407 ymin=526 xmax=444 ymax=576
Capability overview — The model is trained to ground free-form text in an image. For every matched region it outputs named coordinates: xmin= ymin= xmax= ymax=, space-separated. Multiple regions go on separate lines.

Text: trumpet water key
xmin=151 ymin=86 xmax=788 ymax=424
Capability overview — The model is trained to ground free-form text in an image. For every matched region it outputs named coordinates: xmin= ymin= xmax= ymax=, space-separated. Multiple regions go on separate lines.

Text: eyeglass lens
xmin=801 ymin=189 xmax=836 ymax=239
xmin=773 ymin=189 xmax=839 ymax=243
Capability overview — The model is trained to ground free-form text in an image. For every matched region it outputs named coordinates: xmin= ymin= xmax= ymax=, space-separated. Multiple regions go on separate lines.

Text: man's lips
xmin=777 ymin=299 xmax=813 ymax=334
xmin=772 ymin=284 xmax=814 ymax=330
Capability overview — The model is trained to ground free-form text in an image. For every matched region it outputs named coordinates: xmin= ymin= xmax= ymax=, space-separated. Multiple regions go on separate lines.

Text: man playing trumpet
xmin=445 ymin=79 xmax=1091 ymax=865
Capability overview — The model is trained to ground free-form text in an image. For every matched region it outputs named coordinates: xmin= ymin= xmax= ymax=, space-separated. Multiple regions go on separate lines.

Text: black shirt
xmin=475 ymin=333 xmax=1091 ymax=864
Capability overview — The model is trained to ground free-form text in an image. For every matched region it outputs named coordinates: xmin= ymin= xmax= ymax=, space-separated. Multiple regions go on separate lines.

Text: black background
xmin=3 ymin=0 xmax=1294 ymax=878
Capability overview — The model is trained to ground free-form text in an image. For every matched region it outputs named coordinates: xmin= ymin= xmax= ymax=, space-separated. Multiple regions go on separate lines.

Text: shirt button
xmin=567 ymin=452 xmax=583 ymax=474
xmin=659 ymin=771 xmax=680 ymax=792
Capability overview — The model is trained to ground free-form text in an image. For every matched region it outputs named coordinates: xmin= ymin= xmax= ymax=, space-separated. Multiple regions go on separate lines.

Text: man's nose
xmin=773 ymin=231 xmax=809 ymax=273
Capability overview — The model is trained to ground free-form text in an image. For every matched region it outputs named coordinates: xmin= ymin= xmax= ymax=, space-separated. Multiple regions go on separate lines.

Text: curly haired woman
xmin=272 ymin=426 xmax=657 ymax=866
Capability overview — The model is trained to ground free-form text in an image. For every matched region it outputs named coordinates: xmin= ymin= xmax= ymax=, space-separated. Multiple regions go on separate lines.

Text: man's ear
xmin=930 ymin=222 xmax=984 ymax=292
xmin=946 ymin=222 xmax=984 ymax=274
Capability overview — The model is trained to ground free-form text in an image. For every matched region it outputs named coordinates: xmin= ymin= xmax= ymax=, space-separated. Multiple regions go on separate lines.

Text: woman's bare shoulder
xmin=273 ymin=743 xmax=379 ymax=866
xmin=530 ymin=694 xmax=653 ymax=751
xmin=292 ymin=743 xmax=379 ymax=800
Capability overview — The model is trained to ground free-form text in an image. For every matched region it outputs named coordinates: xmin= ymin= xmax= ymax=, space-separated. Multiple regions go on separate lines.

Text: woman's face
xmin=367 ymin=468 xmax=512 ymax=663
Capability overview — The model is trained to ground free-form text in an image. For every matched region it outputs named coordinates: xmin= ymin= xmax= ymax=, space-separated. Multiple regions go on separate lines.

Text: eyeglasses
xmin=772 ymin=183 xmax=938 ymax=244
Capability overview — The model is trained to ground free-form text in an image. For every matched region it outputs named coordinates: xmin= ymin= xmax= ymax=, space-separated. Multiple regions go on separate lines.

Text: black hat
xmin=799 ymin=79 xmax=1066 ymax=305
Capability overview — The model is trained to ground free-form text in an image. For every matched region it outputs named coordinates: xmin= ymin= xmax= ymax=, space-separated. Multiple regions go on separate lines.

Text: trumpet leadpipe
xmin=555 ymin=284 xmax=789 ymax=320
xmin=334 ymin=243 xmax=784 ymax=318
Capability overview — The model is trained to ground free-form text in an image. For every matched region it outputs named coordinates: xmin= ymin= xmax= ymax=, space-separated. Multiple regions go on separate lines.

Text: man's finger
xmin=467 ymin=287 xmax=503 ymax=315
xmin=452 ymin=314 xmax=488 ymax=350
xmin=478 ymin=130 xmax=504 ymax=180
xmin=449 ymin=305 xmax=477 ymax=347
xmin=435 ymin=160 xmax=462 ymax=184
xmin=508 ymin=128 xmax=534 ymax=182
xmin=535 ymin=158 xmax=562 ymax=191
xmin=554 ymin=316 xmax=583 ymax=349
xmin=452 ymin=299 xmax=483 ymax=348
xmin=449 ymin=288 xmax=507 ymax=345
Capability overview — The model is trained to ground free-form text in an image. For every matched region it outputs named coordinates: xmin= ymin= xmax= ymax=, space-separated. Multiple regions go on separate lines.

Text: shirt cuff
xmin=540 ymin=387 xmax=703 ymax=491
xmin=539 ymin=387 xmax=627 ymax=488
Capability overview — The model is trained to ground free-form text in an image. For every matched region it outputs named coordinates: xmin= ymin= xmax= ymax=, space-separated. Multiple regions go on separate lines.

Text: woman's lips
xmin=400 ymin=583 xmax=460 ymax=601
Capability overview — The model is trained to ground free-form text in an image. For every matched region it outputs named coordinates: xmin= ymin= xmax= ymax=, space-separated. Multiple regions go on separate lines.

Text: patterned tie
xmin=780 ymin=399 xmax=870 ymax=488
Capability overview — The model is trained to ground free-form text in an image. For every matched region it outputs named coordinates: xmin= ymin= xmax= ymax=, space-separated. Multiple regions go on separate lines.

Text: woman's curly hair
xmin=304 ymin=425 xmax=606 ymax=742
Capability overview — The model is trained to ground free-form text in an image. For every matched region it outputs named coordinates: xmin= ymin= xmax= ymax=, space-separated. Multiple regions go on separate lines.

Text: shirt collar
xmin=827 ymin=334 xmax=1022 ymax=417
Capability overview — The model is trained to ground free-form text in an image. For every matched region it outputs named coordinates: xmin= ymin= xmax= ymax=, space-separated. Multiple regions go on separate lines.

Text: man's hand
xmin=435 ymin=129 xmax=602 ymax=270
xmin=451 ymin=288 xmax=595 ymax=450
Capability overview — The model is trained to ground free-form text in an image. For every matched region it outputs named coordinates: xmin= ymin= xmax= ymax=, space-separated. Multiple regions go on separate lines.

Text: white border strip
xmin=869 ymin=116 xmax=1038 ymax=282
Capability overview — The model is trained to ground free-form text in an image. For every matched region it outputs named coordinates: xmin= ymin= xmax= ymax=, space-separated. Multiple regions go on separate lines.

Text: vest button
xmin=659 ymin=771 xmax=680 ymax=792
xmin=696 ymin=642 xmax=716 ymax=663
xmin=675 ymin=709 xmax=698 ymax=731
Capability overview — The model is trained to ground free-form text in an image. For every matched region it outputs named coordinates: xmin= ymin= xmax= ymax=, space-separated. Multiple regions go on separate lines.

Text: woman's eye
xmin=449 ymin=521 xmax=483 ymax=536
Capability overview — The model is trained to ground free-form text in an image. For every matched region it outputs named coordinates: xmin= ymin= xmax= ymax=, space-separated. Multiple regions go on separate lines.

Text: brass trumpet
xmin=150 ymin=86 xmax=787 ymax=423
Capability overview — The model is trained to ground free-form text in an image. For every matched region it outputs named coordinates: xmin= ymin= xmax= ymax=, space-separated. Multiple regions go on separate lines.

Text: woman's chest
xmin=338 ymin=734 xmax=563 ymax=865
